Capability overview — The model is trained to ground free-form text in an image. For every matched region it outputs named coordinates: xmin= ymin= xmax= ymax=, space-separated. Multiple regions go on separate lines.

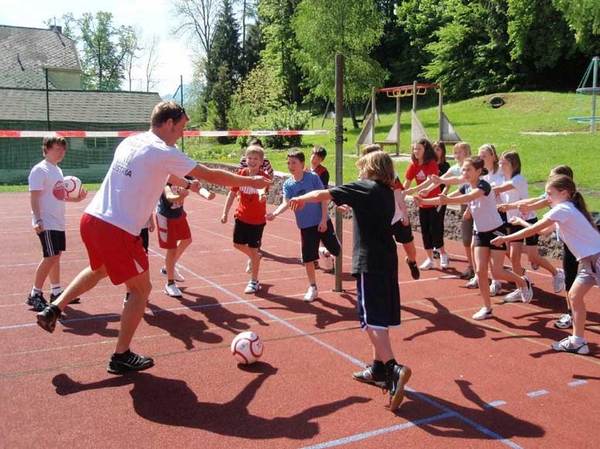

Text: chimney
xmin=49 ymin=25 xmax=62 ymax=34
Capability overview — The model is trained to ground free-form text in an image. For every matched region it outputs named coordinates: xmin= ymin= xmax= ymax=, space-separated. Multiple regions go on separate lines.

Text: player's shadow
xmin=402 ymin=297 xmax=494 ymax=341
xmin=258 ymin=289 xmax=356 ymax=329
xmin=51 ymin=363 xmax=370 ymax=439
xmin=399 ymin=379 xmax=544 ymax=440
xmin=58 ymin=310 xmax=120 ymax=338
xmin=143 ymin=303 xmax=223 ymax=350
xmin=179 ymin=293 xmax=269 ymax=334
xmin=259 ymin=249 xmax=302 ymax=266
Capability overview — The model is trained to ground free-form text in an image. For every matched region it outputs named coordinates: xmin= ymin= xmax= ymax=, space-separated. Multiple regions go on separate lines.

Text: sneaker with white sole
xmin=419 ymin=258 xmax=434 ymax=270
xmin=551 ymin=337 xmax=589 ymax=355
xmin=519 ymin=277 xmax=533 ymax=303
xmin=465 ymin=275 xmax=479 ymax=289
xmin=472 ymin=307 xmax=492 ymax=320
xmin=303 ymin=285 xmax=318 ymax=302
xmin=554 ymin=313 xmax=573 ymax=329
xmin=552 ymin=268 xmax=565 ymax=293
xmin=164 ymin=283 xmax=182 ymax=297
xmin=503 ymin=289 xmax=522 ymax=303
xmin=244 ymin=280 xmax=260 ymax=294
xmin=489 ymin=280 xmax=502 ymax=297
xmin=440 ymin=253 xmax=449 ymax=269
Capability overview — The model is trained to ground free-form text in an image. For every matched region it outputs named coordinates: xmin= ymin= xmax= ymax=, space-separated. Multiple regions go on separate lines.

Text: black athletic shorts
xmin=356 ymin=271 xmax=401 ymax=329
xmin=473 ymin=225 xmax=507 ymax=251
xmin=233 ymin=219 xmax=265 ymax=248
xmin=507 ymin=218 xmax=540 ymax=246
xmin=300 ymin=219 xmax=341 ymax=263
xmin=37 ymin=230 xmax=66 ymax=257
xmin=391 ymin=220 xmax=414 ymax=244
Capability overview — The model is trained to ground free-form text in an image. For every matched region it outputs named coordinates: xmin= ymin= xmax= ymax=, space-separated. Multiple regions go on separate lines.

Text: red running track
xmin=1 ymin=191 xmax=599 ymax=449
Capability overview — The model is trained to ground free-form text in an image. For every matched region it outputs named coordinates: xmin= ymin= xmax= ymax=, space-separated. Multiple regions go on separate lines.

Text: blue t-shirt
xmin=283 ymin=171 xmax=324 ymax=229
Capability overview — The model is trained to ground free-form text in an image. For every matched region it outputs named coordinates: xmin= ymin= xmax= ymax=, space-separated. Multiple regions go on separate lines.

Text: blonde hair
xmin=478 ymin=143 xmax=499 ymax=173
xmin=356 ymin=151 xmax=395 ymax=187
xmin=245 ymin=145 xmax=264 ymax=160
xmin=453 ymin=141 xmax=471 ymax=156
xmin=361 ymin=144 xmax=382 ymax=155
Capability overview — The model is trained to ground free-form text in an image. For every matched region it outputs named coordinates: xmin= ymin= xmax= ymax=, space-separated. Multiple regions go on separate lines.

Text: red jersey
xmin=405 ymin=160 xmax=440 ymax=208
xmin=232 ymin=168 xmax=269 ymax=225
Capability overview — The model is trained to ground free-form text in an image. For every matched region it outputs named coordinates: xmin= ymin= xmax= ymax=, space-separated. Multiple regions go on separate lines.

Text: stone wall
xmin=203 ymin=162 xmax=565 ymax=260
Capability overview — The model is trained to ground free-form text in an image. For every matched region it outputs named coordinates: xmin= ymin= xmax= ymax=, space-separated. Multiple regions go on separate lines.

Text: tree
xmin=244 ymin=20 xmax=264 ymax=74
xmin=58 ymin=12 xmax=138 ymax=90
xmin=424 ymin=0 xmax=514 ymax=100
xmin=553 ymin=0 xmax=600 ymax=55
xmin=123 ymin=28 xmax=142 ymax=91
xmin=293 ymin=0 xmax=387 ymax=128
xmin=258 ymin=0 xmax=303 ymax=104
xmin=144 ymin=35 xmax=161 ymax=92
xmin=172 ymin=0 xmax=220 ymax=64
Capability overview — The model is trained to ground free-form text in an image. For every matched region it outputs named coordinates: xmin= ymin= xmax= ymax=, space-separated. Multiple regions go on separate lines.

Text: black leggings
xmin=563 ymin=243 xmax=577 ymax=291
xmin=419 ymin=207 xmax=445 ymax=250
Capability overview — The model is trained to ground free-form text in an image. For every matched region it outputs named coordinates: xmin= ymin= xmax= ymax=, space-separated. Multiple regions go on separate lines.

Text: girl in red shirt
xmin=404 ymin=139 xmax=448 ymax=270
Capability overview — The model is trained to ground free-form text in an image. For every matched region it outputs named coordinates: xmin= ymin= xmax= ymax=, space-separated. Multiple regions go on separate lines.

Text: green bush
xmin=237 ymin=105 xmax=311 ymax=148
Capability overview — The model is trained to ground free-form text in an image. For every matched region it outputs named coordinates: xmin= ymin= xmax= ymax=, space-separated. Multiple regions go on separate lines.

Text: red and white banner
xmin=0 ymin=129 xmax=329 ymax=138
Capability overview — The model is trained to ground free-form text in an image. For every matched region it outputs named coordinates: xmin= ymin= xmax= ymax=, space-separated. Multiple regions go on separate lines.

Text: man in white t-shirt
xmin=27 ymin=137 xmax=87 ymax=312
xmin=37 ymin=101 xmax=271 ymax=374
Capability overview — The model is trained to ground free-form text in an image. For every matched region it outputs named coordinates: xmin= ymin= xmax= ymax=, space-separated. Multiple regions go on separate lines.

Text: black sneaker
xmin=386 ymin=363 xmax=412 ymax=412
xmin=406 ymin=258 xmax=420 ymax=280
xmin=352 ymin=365 xmax=386 ymax=388
xmin=37 ymin=304 xmax=62 ymax=332
xmin=26 ymin=292 xmax=47 ymax=312
xmin=50 ymin=292 xmax=80 ymax=304
xmin=107 ymin=350 xmax=154 ymax=374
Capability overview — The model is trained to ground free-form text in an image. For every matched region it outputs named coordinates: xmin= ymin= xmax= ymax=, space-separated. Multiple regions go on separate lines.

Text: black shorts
xmin=391 ymin=220 xmax=414 ymax=244
xmin=233 ymin=219 xmax=265 ymax=248
xmin=140 ymin=228 xmax=149 ymax=253
xmin=507 ymin=218 xmax=539 ymax=246
xmin=473 ymin=226 xmax=507 ymax=251
xmin=300 ymin=220 xmax=341 ymax=263
xmin=37 ymin=230 xmax=65 ymax=257
xmin=356 ymin=271 xmax=401 ymax=329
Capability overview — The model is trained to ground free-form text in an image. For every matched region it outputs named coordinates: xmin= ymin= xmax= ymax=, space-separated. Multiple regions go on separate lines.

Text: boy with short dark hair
xmin=27 ymin=137 xmax=87 ymax=311
xmin=310 ymin=145 xmax=329 ymax=187
xmin=267 ymin=149 xmax=340 ymax=301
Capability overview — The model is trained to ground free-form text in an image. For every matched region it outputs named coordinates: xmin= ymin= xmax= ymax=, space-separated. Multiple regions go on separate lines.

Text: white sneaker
xmin=489 ymin=280 xmax=502 ymax=297
xmin=472 ymin=307 xmax=492 ymax=320
xmin=519 ymin=277 xmax=533 ymax=303
xmin=553 ymin=268 xmax=565 ymax=293
xmin=419 ymin=258 xmax=434 ymax=270
xmin=551 ymin=336 xmax=589 ymax=355
xmin=160 ymin=267 xmax=185 ymax=282
xmin=164 ymin=283 xmax=182 ymax=297
xmin=554 ymin=313 xmax=573 ymax=329
xmin=244 ymin=280 xmax=260 ymax=294
xmin=245 ymin=259 xmax=252 ymax=274
xmin=304 ymin=285 xmax=318 ymax=302
xmin=465 ymin=275 xmax=479 ymax=289
xmin=503 ymin=289 xmax=522 ymax=303
xmin=440 ymin=253 xmax=449 ymax=269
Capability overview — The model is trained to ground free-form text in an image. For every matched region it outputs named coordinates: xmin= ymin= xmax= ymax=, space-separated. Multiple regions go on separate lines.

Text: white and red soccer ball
xmin=231 ymin=331 xmax=263 ymax=364
xmin=62 ymin=176 xmax=83 ymax=200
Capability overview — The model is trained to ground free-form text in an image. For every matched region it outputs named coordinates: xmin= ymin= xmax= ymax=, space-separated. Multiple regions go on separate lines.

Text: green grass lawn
xmin=184 ymin=90 xmax=600 ymax=210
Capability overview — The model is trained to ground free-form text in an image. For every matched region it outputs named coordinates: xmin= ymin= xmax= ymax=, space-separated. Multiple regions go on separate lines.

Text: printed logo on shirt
xmin=52 ymin=180 xmax=66 ymax=200
xmin=416 ymin=170 xmax=427 ymax=181
xmin=239 ymin=185 xmax=259 ymax=195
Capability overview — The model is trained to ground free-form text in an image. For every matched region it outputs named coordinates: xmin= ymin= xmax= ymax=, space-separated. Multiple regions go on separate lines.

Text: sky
xmin=0 ymin=0 xmax=196 ymax=96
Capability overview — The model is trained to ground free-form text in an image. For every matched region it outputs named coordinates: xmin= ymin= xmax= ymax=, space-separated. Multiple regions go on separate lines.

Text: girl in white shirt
xmin=416 ymin=157 xmax=532 ymax=320
xmin=492 ymin=175 xmax=600 ymax=355
xmin=493 ymin=151 xmax=565 ymax=301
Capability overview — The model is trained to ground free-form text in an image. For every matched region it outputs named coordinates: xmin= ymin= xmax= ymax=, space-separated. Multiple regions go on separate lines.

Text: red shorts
xmin=156 ymin=212 xmax=191 ymax=249
xmin=80 ymin=213 xmax=148 ymax=285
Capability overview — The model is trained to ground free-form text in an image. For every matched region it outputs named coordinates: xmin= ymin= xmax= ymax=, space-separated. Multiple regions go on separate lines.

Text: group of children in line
xmin=27 ymin=134 xmax=600 ymax=412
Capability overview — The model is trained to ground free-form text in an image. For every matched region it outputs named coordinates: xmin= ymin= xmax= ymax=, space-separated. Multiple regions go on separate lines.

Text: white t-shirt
xmin=86 ymin=131 xmax=197 ymax=236
xmin=460 ymin=179 xmax=504 ymax=232
xmin=483 ymin=169 xmax=504 ymax=205
xmin=28 ymin=159 xmax=66 ymax=231
xmin=447 ymin=163 xmax=462 ymax=177
xmin=543 ymin=201 xmax=600 ymax=260
xmin=500 ymin=174 xmax=536 ymax=221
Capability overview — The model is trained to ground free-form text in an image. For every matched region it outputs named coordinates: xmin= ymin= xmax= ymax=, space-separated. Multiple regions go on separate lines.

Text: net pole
xmin=180 ymin=74 xmax=186 ymax=150
xmin=45 ymin=68 xmax=51 ymax=131
xmin=592 ymin=56 xmax=598 ymax=134
xmin=334 ymin=53 xmax=344 ymax=292
xmin=438 ymin=83 xmax=443 ymax=141
xmin=395 ymin=95 xmax=400 ymax=156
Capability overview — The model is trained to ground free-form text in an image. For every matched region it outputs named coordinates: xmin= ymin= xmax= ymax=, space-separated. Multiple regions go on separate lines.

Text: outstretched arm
xmin=491 ymin=217 xmax=555 ymax=246
xmin=187 ymin=164 xmax=271 ymax=189
xmin=288 ymin=190 xmax=332 ymax=211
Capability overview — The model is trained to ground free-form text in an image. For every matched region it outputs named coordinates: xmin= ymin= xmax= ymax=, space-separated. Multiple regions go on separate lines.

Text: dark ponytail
xmin=547 ymin=175 xmax=595 ymax=226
